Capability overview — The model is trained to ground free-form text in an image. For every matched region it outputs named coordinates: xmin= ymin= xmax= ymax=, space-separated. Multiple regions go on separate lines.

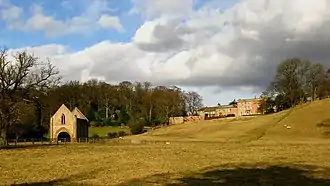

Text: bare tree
xmin=0 ymin=48 xmax=59 ymax=147
xmin=268 ymin=58 xmax=308 ymax=106
xmin=306 ymin=63 xmax=325 ymax=101
xmin=184 ymin=91 xmax=203 ymax=115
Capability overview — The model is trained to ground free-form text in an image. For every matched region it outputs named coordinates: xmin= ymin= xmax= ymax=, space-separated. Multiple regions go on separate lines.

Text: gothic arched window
xmin=61 ymin=114 xmax=66 ymax=124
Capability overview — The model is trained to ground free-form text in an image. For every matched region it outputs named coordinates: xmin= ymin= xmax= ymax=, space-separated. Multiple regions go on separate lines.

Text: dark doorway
xmin=57 ymin=132 xmax=71 ymax=142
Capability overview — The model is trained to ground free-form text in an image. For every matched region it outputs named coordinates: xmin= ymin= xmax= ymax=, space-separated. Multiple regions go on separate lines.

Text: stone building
xmin=49 ymin=104 xmax=89 ymax=142
xmin=237 ymin=98 xmax=263 ymax=116
xmin=197 ymin=104 xmax=238 ymax=117
xmin=198 ymin=97 xmax=264 ymax=117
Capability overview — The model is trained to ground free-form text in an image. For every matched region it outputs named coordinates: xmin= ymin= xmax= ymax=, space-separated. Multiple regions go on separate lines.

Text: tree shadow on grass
xmin=1 ymin=144 xmax=62 ymax=150
xmin=119 ymin=164 xmax=330 ymax=186
xmin=10 ymin=167 xmax=104 ymax=186
xmin=11 ymin=179 xmax=64 ymax=186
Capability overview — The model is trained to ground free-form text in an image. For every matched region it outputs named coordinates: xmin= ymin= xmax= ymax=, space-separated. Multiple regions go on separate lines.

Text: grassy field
xmin=89 ymin=126 xmax=130 ymax=137
xmin=1 ymin=142 xmax=330 ymax=185
xmin=1 ymin=99 xmax=330 ymax=185
xmin=127 ymin=98 xmax=330 ymax=143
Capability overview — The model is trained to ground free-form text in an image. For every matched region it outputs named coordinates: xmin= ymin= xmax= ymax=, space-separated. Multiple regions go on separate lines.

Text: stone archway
xmin=57 ymin=131 xmax=71 ymax=142
xmin=54 ymin=127 xmax=73 ymax=142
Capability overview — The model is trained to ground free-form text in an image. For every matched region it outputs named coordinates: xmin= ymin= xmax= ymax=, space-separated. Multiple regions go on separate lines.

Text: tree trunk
xmin=149 ymin=106 xmax=152 ymax=122
xmin=105 ymin=107 xmax=109 ymax=119
xmin=0 ymin=127 xmax=8 ymax=147
xmin=105 ymin=98 xmax=109 ymax=119
xmin=35 ymin=102 xmax=42 ymax=127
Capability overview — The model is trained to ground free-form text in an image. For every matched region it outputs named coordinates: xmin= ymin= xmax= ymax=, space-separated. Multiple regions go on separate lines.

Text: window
xmin=61 ymin=114 xmax=66 ymax=124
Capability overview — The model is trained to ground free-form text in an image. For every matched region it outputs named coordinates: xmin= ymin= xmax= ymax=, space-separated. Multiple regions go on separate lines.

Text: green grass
xmin=89 ymin=126 xmax=130 ymax=137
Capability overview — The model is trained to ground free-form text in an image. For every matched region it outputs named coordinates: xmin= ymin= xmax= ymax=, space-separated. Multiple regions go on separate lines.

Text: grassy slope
xmin=127 ymin=99 xmax=330 ymax=143
xmin=89 ymin=127 xmax=130 ymax=137
xmin=262 ymin=99 xmax=330 ymax=142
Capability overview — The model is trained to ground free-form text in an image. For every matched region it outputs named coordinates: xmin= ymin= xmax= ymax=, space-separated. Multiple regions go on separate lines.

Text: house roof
xmin=237 ymin=98 xmax=262 ymax=102
xmin=72 ymin=107 xmax=89 ymax=121
xmin=198 ymin=105 xmax=237 ymax=112
xmin=52 ymin=104 xmax=89 ymax=121
xmin=52 ymin=104 xmax=73 ymax=118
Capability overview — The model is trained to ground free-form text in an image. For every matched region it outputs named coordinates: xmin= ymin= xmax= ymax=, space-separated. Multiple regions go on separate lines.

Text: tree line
xmin=260 ymin=58 xmax=330 ymax=113
xmin=46 ymin=80 xmax=203 ymax=127
xmin=0 ymin=49 xmax=204 ymax=146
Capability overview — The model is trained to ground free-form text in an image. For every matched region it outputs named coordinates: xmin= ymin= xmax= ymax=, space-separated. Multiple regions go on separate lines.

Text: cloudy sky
xmin=1 ymin=0 xmax=330 ymax=106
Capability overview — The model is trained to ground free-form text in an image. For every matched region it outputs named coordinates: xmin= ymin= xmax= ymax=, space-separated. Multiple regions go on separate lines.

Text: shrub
xmin=8 ymin=123 xmax=48 ymax=139
xmin=107 ymin=132 xmax=118 ymax=138
xmin=118 ymin=131 xmax=126 ymax=137
xmin=101 ymin=119 xmax=111 ymax=126
xmin=90 ymin=121 xmax=101 ymax=127
xmin=109 ymin=121 xmax=121 ymax=127
xmin=226 ymin=114 xmax=235 ymax=118
xmin=130 ymin=122 xmax=145 ymax=135
xmin=91 ymin=134 xmax=100 ymax=138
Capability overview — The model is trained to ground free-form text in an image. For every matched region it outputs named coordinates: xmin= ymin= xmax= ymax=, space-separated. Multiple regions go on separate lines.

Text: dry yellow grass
xmin=128 ymin=99 xmax=330 ymax=143
xmin=1 ymin=99 xmax=330 ymax=185
xmin=1 ymin=142 xmax=330 ymax=185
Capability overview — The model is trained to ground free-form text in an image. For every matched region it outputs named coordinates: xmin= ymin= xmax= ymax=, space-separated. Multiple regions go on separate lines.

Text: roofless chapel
xmin=49 ymin=104 xmax=89 ymax=142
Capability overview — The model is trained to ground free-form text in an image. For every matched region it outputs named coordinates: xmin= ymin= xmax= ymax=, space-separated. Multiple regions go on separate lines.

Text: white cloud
xmin=1 ymin=1 xmax=123 ymax=37
xmin=9 ymin=0 xmax=330 ymax=105
xmin=98 ymin=14 xmax=123 ymax=31
xmin=0 ymin=0 xmax=23 ymax=29
xmin=1 ymin=5 xmax=22 ymax=21
xmin=131 ymin=0 xmax=194 ymax=19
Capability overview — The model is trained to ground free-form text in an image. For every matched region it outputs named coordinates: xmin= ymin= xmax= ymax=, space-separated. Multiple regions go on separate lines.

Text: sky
xmin=1 ymin=0 xmax=330 ymax=106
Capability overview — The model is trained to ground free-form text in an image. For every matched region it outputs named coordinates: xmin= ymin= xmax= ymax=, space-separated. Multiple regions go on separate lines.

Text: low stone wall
xmin=169 ymin=116 xmax=205 ymax=125
xmin=183 ymin=116 xmax=205 ymax=122
xmin=169 ymin=117 xmax=184 ymax=125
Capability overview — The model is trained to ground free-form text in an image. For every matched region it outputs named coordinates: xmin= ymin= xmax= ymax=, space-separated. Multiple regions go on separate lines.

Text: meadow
xmin=89 ymin=126 xmax=130 ymax=137
xmin=1 ymin=99 xmax=330 ymax=185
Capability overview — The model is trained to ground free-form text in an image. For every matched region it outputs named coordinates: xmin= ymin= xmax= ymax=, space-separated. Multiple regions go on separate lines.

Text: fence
xmin=5 ymin=137 xmax=126 ymax=147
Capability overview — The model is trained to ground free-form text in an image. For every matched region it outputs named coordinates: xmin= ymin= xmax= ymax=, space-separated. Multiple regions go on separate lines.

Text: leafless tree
xmin=184 ymin=91 xmax=203 ymax=115
xmin=0 ymin=48 xmax=59 ymax=147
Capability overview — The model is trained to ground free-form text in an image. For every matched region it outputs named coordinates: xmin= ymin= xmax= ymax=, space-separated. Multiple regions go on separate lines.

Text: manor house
xmin=198 ymin=97 xmax=263 ymax=117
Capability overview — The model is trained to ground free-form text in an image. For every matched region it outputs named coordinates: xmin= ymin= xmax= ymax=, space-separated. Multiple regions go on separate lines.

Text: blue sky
xmin=0 ymin=0 xmax=275 ymax=106
xmin=1 ymin=0 xmax=239 ymax=50
xmin=1 ymin=0 xmax=141 ymax=49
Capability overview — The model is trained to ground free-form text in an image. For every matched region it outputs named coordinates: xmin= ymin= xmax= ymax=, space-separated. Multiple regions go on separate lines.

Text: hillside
xmin=126 ymin=99 xmax=330 ymax=143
